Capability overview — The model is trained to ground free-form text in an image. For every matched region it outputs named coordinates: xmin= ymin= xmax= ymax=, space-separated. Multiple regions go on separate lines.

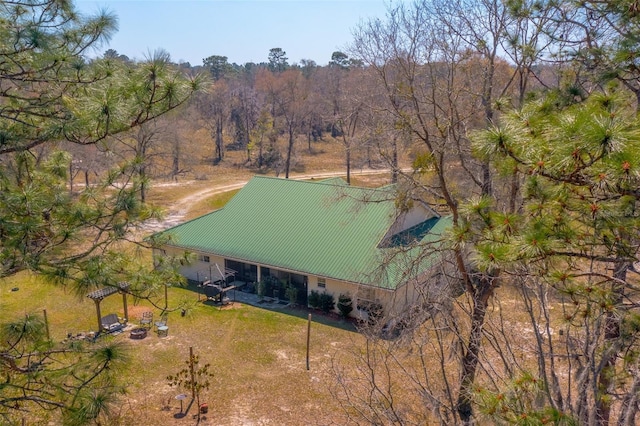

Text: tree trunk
xmin=69 ymin=162 xmax=74 ymax=194
xmin=140 ymin=184 xmax=146 ymax=204
xmin=215 ymin=121 xmax=223 ymax=162
xmin=346 ymin=146 xmax=351 ymax=185
xmin=172 ymin=138 xmax=181 ymax=180
xmin=172 ymin=149 xmax=180 ymax=181
xmin=508 ymin=173 xmax=519 ymax=214
xmin=618 ymin=373 xmax=640 ymax=426
xmin=481 ymin=164 xmax=492 ymax=197
xmin=596 ymin=262 xmax=627 ymax=426
xmin=391 ymin=138 xmax=398 ymax=184
xmin=285 ymin=128 xmax=294 ymax=179
xmin=457 ymin=275 xmax=495 ymax=425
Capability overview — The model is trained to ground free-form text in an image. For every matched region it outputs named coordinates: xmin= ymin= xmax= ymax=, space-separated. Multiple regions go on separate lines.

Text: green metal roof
xmin=156 ymin=176 xmax=450 ymax=289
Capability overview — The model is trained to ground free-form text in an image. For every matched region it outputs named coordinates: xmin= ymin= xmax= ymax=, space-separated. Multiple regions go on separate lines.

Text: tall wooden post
xmin=306 ymin=313 xmax=312 ymax=371
xmin=94 ymin=299 xmax=102 ymax=332
xmin=121 ymin=291 xmax=129 ymax=323
xmin=42 ymin=309 xmax=50 ymax=341
xmin=189 ymin=346 xmax=196 ymax=399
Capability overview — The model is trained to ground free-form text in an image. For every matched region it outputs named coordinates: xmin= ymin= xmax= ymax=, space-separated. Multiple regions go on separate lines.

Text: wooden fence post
xmin=306 ymin=313 xmax=312 ymax=371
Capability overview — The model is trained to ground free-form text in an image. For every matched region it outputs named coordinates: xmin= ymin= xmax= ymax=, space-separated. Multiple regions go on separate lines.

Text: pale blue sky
xmin=75 ymin=0 xmax=398 ymax=66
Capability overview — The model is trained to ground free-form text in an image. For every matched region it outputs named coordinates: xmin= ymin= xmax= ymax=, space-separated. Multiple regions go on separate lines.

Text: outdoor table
xmin=175 ymin=393 xmax=187 ymax=414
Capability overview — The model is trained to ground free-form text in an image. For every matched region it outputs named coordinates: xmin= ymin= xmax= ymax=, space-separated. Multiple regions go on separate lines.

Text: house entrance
xmin=260 ymin=267 xmax=308 ymax=306
xmin=225 ymin=259 xmax=257 ymax=283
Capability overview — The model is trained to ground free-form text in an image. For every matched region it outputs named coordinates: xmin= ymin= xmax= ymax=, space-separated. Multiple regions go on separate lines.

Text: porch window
xmin=224 ymin=259 xmax=257 ymax=283
xmin=317 ymin=278 xmax=326 ymax=289
xmin=199 ymin=255 xmax=210 ymax=263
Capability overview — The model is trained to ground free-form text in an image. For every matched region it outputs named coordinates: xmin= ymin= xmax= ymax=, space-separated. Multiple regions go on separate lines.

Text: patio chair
xmin=154 ymin=312 xmax=168 ymax=330
xmin=101 ymin=313 xmax=123 ymax=333
xmin=139 ymin=311 xmax=153 ymax=329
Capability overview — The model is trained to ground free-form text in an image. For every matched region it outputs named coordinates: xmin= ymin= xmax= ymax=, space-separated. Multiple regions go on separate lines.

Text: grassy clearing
xmin=0 ymin=275 xmax=361 ymax=425
xmin=184 ymin=189 xmax=240 ymax=221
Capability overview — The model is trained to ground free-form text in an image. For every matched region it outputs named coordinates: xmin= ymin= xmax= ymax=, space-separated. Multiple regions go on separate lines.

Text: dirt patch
xmin=122 ymin=305 xmax=152 ymax=323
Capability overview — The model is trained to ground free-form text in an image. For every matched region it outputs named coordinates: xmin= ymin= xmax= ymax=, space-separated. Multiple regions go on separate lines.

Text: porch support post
xmin=122 ymin=291 xmax=129 ymax=323
xmin=94 ymin=299 xmax=103 ymax=332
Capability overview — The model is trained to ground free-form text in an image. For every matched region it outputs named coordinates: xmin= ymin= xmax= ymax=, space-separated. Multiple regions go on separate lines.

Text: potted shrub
xmin=285 ymin=285 xmax=298 ymax=306
xmin=257 ymin=280 xmax=270 ymax=300
xmin=319 ymin=292 xmax=335 ymax=314
xmin=308 ymin=290 xmax=321 ymax=309
xmin=337 ymin=294 xmax=353 ymax=319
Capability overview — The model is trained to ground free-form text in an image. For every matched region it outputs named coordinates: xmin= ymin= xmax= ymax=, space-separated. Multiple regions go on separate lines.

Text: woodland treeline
xmin=2 ymin=0 xmax=640 ymax=425
xmin=73 ymin=46 xmax=414 ymax=191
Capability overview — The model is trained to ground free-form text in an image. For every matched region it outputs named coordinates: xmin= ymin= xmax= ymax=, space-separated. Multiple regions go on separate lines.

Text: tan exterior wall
xmin=155 ymin=246 xmax=440 ymax=320
xmin=399 ymin=204 xmax=435 ymax=229
xmin=307 ymin=276 xmax=402 ymax=318
xmin=307 ymin=276 xmax=357 ymax=315
xmin=154 ymin=246 xmax=226 ymax=283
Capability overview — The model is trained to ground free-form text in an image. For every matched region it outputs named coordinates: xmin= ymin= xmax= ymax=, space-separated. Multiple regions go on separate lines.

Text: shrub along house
xmin=152 ymin=176 xmax=452 ymax=320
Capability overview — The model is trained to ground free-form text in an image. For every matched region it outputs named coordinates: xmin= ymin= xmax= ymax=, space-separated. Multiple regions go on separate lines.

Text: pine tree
xmin=472 ymin=88 xmax=640 ymax=424
xmin=0 ymin=1 xmax=203 ymax=423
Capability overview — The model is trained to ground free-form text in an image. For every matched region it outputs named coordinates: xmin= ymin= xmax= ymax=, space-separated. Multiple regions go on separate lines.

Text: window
xmin=317 ymin=278 xmax=326 ymax=288
xmin=199 ymin=254 xmax=210 ymax=263
xmin=225 ymin=259 xmax=257 ymax=282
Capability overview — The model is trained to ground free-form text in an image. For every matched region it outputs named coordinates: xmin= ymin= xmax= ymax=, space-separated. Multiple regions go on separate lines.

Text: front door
xmin=289 ymin=273 xmax=308 ymax=306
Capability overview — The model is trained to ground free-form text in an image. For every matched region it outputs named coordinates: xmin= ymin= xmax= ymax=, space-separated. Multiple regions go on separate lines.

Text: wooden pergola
xmin=86 ymin=282 xmax=130 ymax=332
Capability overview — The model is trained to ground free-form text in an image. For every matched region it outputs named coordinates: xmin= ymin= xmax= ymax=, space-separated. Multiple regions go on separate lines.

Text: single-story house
xmin=152 ymin=176 xmax=452 ymax=319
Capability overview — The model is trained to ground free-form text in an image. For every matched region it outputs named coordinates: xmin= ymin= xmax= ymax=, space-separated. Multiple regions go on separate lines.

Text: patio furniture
xmin=154 ymin=312 xmax=168 ymax=329
xmin=203 ymin=283 xmax=222 ymax=301
xmin=129 ymin=327 xmax=148 ymax=339
xmin=101 ymin=313 xmax=123 ymax=333
xmin=139 ymin=311 xmax=153 ymax=328
xmin=175 ymin=393 xmax=187 ymax=413
xmin=157 ymin=325 xmax=169 ymax=337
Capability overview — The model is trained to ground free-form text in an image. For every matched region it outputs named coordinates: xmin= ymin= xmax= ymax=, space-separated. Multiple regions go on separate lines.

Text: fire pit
xmin=129 ymin=328 xmax=148 ymax=340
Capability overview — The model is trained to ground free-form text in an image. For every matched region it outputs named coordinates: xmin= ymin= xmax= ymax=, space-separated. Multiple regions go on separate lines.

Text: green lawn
xmin=0 ymin=275 xmax=361 ymax=425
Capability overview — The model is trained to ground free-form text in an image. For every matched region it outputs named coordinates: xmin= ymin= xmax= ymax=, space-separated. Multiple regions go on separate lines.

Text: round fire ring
xmin=130 ymin=328 xmax=148 ymax=340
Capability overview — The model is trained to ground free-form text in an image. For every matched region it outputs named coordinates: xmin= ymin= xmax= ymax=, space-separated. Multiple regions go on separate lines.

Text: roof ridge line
xmin=251 ymin=174 xmax=396 ymax=192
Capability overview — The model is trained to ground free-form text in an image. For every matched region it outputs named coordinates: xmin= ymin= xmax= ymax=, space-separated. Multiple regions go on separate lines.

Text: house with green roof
xmin=153 ymin=176 xmax=451 ymax=319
